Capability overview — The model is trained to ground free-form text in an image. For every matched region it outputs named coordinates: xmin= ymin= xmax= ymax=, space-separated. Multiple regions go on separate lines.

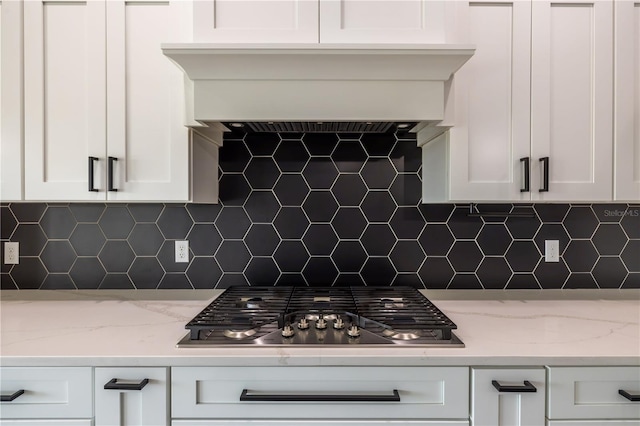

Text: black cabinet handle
xmin=619 ymin=389 xmax=640 ymax=401
xmin=492 ymin=380 xmax=537 ymax=393
xmin=1 ymin=390 xmax=25 ymax=402
xmin=104 ymin=378 xmax=149 ymax=390
xmin=240 ymin=389 xmax=401 ymax=402
xmin=539 ymin=157 xmax=549 ymax=192
xmin=88 ymin=157 xmax=99 ymax=192
xmin=107 ymin=156 xmax=118 ymax=192
xmin=520 ymin=157 xmax=530 ymax=192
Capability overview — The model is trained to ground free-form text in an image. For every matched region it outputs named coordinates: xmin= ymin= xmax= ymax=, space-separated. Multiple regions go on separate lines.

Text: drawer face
xmin=173 ymin=421 xmax=470 ymax=426
xmin=547 ymin=367 xmax=640 ymax=420
xmin=172 ymin=366 xmax=469 ymax=420
xmin=0 ymin=367 xmax=92 ymax=419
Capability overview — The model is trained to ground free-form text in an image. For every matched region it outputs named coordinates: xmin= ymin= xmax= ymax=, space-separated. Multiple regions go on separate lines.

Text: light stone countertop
xmin=1 ymin=290 xmax=638 ymax=367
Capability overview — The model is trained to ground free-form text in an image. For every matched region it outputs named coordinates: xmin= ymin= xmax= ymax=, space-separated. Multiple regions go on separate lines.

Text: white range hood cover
xmin=162 ymin=43 xmax=474 ymax=126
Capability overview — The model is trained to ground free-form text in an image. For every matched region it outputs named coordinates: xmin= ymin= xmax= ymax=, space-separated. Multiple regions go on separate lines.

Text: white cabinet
xmin=173 ymin=421 xmax=468 ymax=425
xmin=0 ymin=367 xmax=92 ymax=422
xmin=94 ymin=367 xmax=169 ymax=426
xmin=471 ymin=368 xmax=546 ymax=426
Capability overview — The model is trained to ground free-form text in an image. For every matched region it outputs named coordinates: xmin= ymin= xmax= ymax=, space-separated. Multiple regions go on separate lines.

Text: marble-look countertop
xmin=1 ymin=290 xmax=638 ymax=367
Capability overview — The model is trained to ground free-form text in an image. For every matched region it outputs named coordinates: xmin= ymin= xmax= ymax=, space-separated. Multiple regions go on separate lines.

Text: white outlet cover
xmin=545 ymin=240 xmax=559 ymax=262
xmin=4 ymin=242 xmax=19 ymax=265
xmin=175 ymin=240 xmax=189 ymax=263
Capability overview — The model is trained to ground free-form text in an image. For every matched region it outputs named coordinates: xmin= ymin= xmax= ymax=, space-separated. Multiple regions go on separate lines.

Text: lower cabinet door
xmin=471 ymin=368 xmax=546 ymax=426
xmin=0 ymin=421 xmax=92 ymax=426
xmin=547 ymin=422 xmax=640 ymax=426
xmin=94 ymin=367 xmax=169 ymax=426
xmin=172 ymin=421 xmax=469 ymax=426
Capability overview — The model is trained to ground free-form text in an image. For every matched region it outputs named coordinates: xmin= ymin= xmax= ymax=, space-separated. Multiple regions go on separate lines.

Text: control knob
xmin=297 ymin=317 xmax=309 ymax=330
xmin=347 ymin=324 xmax=361 ymax=338
xmin=315 ymin=315 xmax=327 ymax=330
xmin=281 ymin=324 xmax=295 ymax=338
xmin=333 ymin=316 xmax=345 ymax=330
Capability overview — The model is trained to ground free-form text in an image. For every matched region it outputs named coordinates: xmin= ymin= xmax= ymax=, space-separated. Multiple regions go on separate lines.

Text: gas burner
xmin=223 ymin=329 xmax=257 ymax=340
xmin=239 ymin=297 xmax=264 ymax=309
xmin=305 ymin=313 xmax=338 ymax=321
xmin=381 ymin=298 xmax=405 ymax=309
xmin=382 ymin=329 xmax=422 ymax=340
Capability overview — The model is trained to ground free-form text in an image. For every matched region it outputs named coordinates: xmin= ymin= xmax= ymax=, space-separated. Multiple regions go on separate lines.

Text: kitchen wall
xmin=1 ymin=130 xmax=638 ymax=290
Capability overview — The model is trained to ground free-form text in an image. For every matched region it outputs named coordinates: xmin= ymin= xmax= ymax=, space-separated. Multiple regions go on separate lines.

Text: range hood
xmin=162 ymin=43 xmax=474 ymax=134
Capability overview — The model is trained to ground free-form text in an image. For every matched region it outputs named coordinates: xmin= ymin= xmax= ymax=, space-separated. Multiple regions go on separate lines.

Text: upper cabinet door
xmin=530 ymin=0 xmax=614 ymax=201
xmin=614 ymin=1 xmax=640 ymax=201
xmin=23 ymin=0 xmax=107 ymax=200
xmin=192 ymin=0 xmax=319 ymax=43
xmin=319 ymin=0 xmax=450 ymax=43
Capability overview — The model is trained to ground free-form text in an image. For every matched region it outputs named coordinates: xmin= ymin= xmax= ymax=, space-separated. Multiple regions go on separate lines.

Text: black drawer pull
xmin=240 ymin=389 xmax=401 ymax=402
xmin=520 ymin=157 xmax=530 ymax=192
xmin=1 ymin=390 xmax=25 ymax=402
xmin=619 ymin=389 xmax=640 ymax=401
xmin=539 ymin=156 xmax=549 ymax=192
xmin=107 ymin=156 xmax=118 ymax=192
xmin=104 ymin=378 xmax=149 ymax=390
xmin=88 ymin=156 xmax=99 ymax=192
xmin=492 ymin=380 xmax=537 ymax=393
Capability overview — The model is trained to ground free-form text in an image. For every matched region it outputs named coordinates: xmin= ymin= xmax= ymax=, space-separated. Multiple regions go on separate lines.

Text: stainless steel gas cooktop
xmin=177 ymin=286 xmax=463 ymax=347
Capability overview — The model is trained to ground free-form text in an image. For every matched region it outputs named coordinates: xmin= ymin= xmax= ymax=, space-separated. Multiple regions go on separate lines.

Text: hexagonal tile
xmin=331 ymin=141 xmax=367 ymax=173
xmin=335 ymin=273 xmax=365 ymax=286
xmin=157 ymin=205 xmax=193 ymax=240
xmin=70 ymin=258 xmax=105 ymax=289
xmin=449 ymin=274 xmax=483 ymax=289
xmin=245 ymin=257 xmax=280 ymax=286
xmin=219 ymin=174 xmax=252 ymax=206
xmin=447 ymin=207 xmax=483 ymax=239
xmin=11 ymin=224 xmax=47 ymax=256
xmin=505 ymin=241 xmax=540 ymax=272
xmin=591 ymin=204 xmax=627 ymax=222
xmin=128 ymin=257 xmax=164 ymax=289
xmin=390 ymin=174 xmax=422 ymax=208
xmin=1 ymin=273 xmax=17 ymax=290
xmin=186 ymin=224 xmax=222 ymax=256
xmin=304 ymin=133 xmax=338 ymax=156
xmin=187 ymin=257 xmax=222 ymax=289
xmin=216 ymin=240 xmax=251 ymax=272
xmin=186 ymin=204 xmax=222 ymax=223
xmin=127 ymin=204 xmax=163 ymax=222
xmin=303 ymin=224 xmax=338 ymax=256
xmin=99 ymin=241 xmax=135 ymax=273
xmin=331 ymin=208 xmax=367 ymax=240
xmin=217 ymin=273 xmax=249 ymax=288
xmin=563 ymin=273 xmax=598 ymax=289
xmin=10 ymin=203 xmax=46 ymax=222
xmin=275 ymin=273 xmax=305 ymax=286
xmin=332 ymin=241 xmax=367 ymax=273
xmin=302 ymin=191 xmax=338 ymax=222
xmin=477 ymin=257 xmax=512 ymax=289
xmin=302 ymin=158 xmax=339 ymax=190
xmin=361 ymin=132 xmax=395 ymax=156
xmin=40 ymin=241 xmax=76 ymax=273
xmin=448 ymin=241 xmax=483 ymax=272
xmin=219 ymin=139 xmax=252 ymax=173
xmin=360 ymin=191 xmax=396 ymax=223
xmin=622 ymin=273 xmax=640 ymax=289
xmin=419 ymin=204 xmax=454 ymax=222
xmin=505 ymin=215 xmax=541 ymax=239
xmin=534 ymin=224 xmax=570 ymax=255
xmin=245 ymin=224 xmax=280 ymax=256
xmin=563 ymin=206 xmax=599 ymax=239
xmin=592 ymin=257 xmax=627 ymax=289
xmin=477 ymin=224 xmax=512 ymax=256
xmin=40 ymin=206 xmax=76 ymax=239
xmin=390 ymin=140 xmax=421 ymax=173
xmin=274 ymin=174 xmax=309 ymax=206
xmin=393 ymin=273 xmax=424 ymax=288
xmin=622 ymin=240 xmax=640 ymax=272
xmin=563 ymin=240 xmax=598 ymax=273
xmin=273 ymin=207 xmax=309 ymax=239
xmin=69 ymin=224 xmax=105 ymax=256
xmin=158 ymin=273 xmax=192 ymax=289
xmin=244 ymin=132 xmax=280 ymax=156
xmin=1 ymin=206 xmax=17 ymax=239
xmin=476 ymin=204 xmax=513 ymax=224
xmin=99 ymin=274 xmax=135 ymax=289
xmin=128 ymin=224 xmax=164 ymax=256
xmin=157 ymin=240 xmax=188 ymax=273
xmin=389 ymin=207 xmax=425 ymax=240
xmin=274 ymin=140 xmax=310 ymax=173
xmin=506 ymin=274 xmax=540 ymax=289
xmin=534 ymin=260 xmax=570 ymax=289
xmin=419 ymin=224 xmax=454 ymax=256
xmin=418 ymin=257 xmax=454 ymax=289
xmin=274 ymin=240 xmax=309 ymax=272
xmin=41 ymin=274 xmax=76 ymax=290
xmin=621 ymin=207 xmax=640 ymax=239
xmin=360 ymin=158 xmax=396 ymax=189
xmin=245 ymin=157 xmax=280 ymax=189
xmin=215 ymin=207 xmax=251 ymax=239
xmin=99 ymin=206 xmax=135 ymax=239
xmin=592 ymin=224 xmax=628 ymax=255
xmin=390 ymin=241 xmax=425 ymax=272
xmin=10 ymin=258 xmax=47 ymax=289
xmin=331 ymin=174 xmax=367 ymax=206
xmin=303 ymin=257 xmax=338 ymax=286
xmin=68 ymin=203 xmax=105 ymax=222
xmin=361 ymin=224 xmax=396 ymax=256
xmin=244 ymin=191 xmax=280 ymax=223
xmin=361 ymin=257 xmax=396 ymax=285
xmin=533 ymin=204 xmax=569 ymax=222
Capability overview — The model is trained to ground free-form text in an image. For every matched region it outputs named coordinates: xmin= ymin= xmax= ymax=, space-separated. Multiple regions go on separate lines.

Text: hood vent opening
xmin=225 ymin=122 xmax=415 ymax=134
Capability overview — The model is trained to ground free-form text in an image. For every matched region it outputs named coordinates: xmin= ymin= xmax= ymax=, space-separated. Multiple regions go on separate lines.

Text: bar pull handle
xmin=492 ymin=380 xmax=537 ymax=393
xmin=539 ymin=157 xmax=549 ymax=192
xmin=1 ymin=390 xmax=25 ymax=402
xmin=240 ymin=389 xmax=401 ymax=402
xmin=108 ymin=156 xmax=118 ymax=192
xmin=104 ymin=378 xmax=149 ymax=391
xmin=520 ymin=157 xmax=530 ymax=192
xmin=88 ymin=156 xmax=99 ymax=192
xmin=619 ymin=389 xmax=640 ymax=401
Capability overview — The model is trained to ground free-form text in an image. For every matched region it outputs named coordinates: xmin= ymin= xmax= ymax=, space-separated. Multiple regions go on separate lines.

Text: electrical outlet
xmin=4 ymin=242 xmax=19 ymax=265
xmin=175 ymin=240 xmax=189 ymax=263
xmin=545 ymin=240 xmax=559 ymax=262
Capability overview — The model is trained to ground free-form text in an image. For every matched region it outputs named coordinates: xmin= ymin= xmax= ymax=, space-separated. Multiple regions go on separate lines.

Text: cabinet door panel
xmin=24 ymin=0 xmax=106 ymax=200
xmin=173 ymin=421 xmax=469 ymax=426
xmin=531 ymin=0 xmax=613 ymax=201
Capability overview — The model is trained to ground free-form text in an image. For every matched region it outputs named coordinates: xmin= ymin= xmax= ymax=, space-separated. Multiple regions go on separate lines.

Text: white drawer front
xmin=547 ymin=367 xmax=640 ymax=420
xmin=0 ymin=367 xmax=92 ymax=419
xmin=0 ymin=420 xmax=92 ymax=426
xmin=172 ymin=366 xmax=469 ymax=420
xmin=173 ymin=421 xmax=470 ymax=425
xmin=547 ymin=421 xmax=640 ymax=426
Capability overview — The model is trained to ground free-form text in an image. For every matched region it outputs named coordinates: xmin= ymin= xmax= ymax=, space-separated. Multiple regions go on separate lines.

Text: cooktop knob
xmin=297 ymin=317 xmax=309 ymax=330
xmin=281 ymin=324 xmax=295 ymax=338
xmin=315 ymin=315 xmax=327 ymax=330
xmin=333 ymin=316 xmax=345 ymax=330
xmin=347 ymin=324 xmax=361 ymax=338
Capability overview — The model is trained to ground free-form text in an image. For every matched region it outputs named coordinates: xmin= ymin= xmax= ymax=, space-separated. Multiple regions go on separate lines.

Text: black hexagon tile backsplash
xmin=2 ymin=132 xmax=638 ymax=289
